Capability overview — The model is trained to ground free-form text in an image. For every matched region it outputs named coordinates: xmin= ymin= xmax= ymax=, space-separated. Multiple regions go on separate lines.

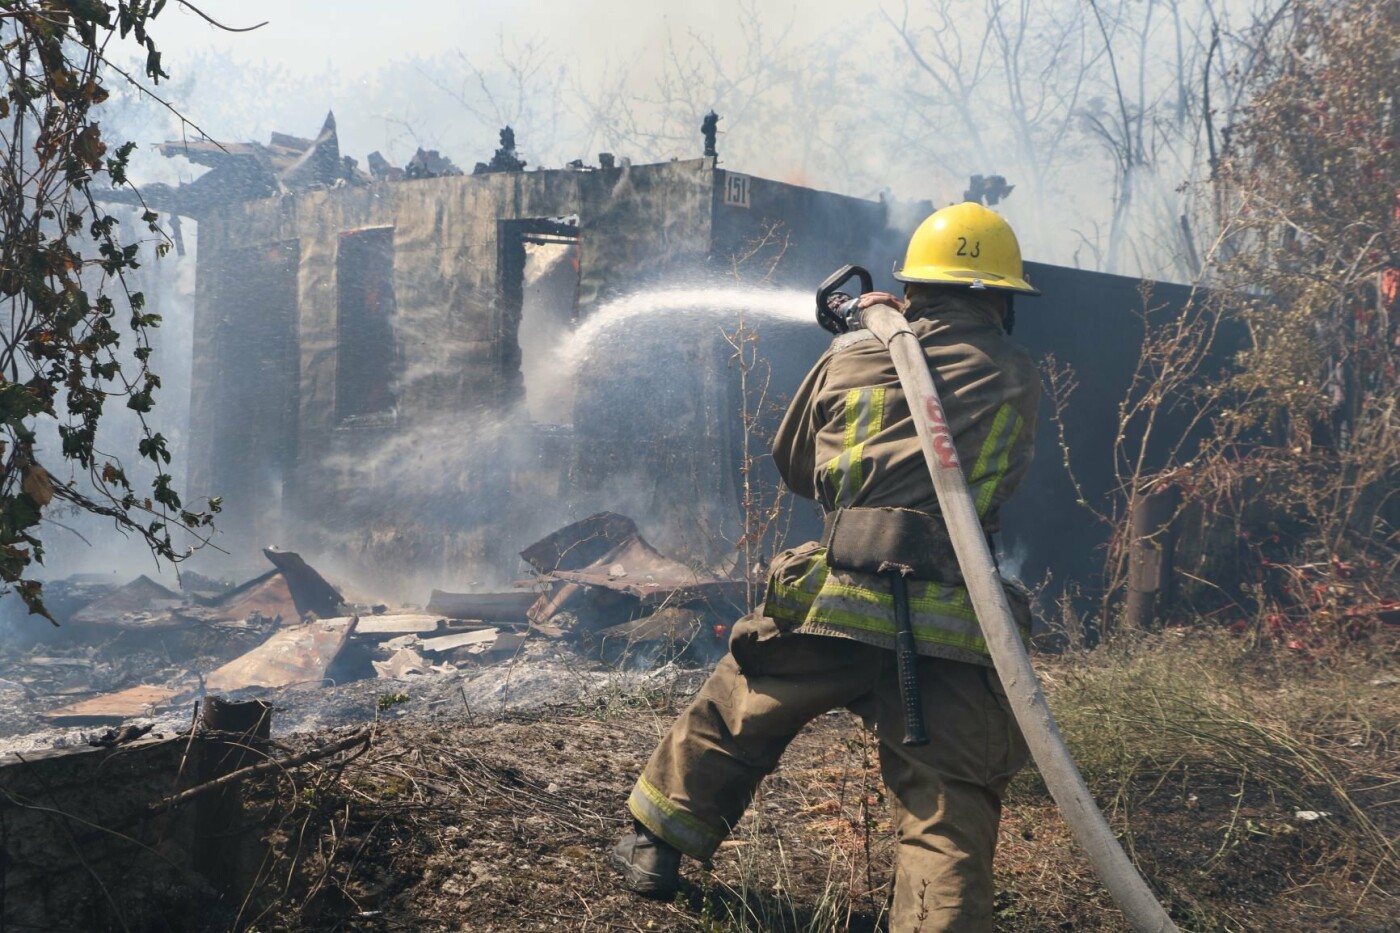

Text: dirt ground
xmin=239 ymin=708 xmax=909 ymax=932
xmin=232 ymin=634 xmax=1399 ymax=933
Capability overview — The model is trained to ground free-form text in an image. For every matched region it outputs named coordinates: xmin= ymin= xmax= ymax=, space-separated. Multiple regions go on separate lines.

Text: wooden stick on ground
xmin=145 ymin=728 xmax=372 ymax=818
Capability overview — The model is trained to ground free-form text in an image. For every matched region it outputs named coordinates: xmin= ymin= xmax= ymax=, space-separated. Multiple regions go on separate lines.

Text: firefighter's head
xmin=894 ymin=201 xmax=1038 ymax=332
xmin=894 ymin=202 xmax=1039 ymax=297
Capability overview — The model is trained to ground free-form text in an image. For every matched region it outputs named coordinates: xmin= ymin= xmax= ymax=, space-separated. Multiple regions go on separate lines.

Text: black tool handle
xmin=890 ymin=573 xmax=929 ymax=747
xmin=815 ymin=264 xmax=874 ymax=334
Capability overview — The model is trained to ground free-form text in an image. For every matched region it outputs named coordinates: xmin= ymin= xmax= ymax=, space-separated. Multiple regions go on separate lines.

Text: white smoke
xmin=148 ymin=0 xmax=1260 ymax=282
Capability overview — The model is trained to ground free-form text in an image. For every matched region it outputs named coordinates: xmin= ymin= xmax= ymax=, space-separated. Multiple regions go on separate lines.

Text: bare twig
xmin=173 ymin=1 xmax=267 ymax=33
xmin=144 ymin=729 xmax=372 ymax=818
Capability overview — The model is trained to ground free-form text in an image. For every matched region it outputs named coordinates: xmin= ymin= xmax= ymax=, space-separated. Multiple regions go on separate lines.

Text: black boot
xmin=610 ymin=820 xmax=681 ymax=898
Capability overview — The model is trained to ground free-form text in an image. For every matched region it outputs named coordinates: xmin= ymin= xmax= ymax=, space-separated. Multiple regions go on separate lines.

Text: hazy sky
xmin=142 ymin=1 xmax=891 ymax=194
xmin=157 ymin=1 xmax=847 ymax=82
xmin=161 ymin=2 xmax=510 ymax=77
xmin=137 ymin=0 xmax=1224 ymax=280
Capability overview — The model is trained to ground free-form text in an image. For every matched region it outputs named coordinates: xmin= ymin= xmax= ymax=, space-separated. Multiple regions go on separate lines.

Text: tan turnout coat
xmin=762 ymin=289 xmax=1041 ymax=665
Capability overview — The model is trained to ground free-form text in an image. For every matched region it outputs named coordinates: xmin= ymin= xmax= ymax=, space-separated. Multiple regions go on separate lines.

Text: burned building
xmin=143 ymin=118 xmax=1198 ymax=605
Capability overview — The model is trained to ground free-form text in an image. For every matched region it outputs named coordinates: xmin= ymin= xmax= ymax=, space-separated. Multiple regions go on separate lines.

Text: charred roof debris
xmin=100 ymin=111 xmax=365 ymax=223
xmin=406 ymin=146 xmax=466 ymax=179
xmin=963 ymin=173 xmax=1015 ymax=206
xmin=701 ymin=110 xmax=720 ymax=158
xmin=472 ymin=125 xmax=527 ymax=174
xmin=0 ymin=514 xmax=732 ymax=741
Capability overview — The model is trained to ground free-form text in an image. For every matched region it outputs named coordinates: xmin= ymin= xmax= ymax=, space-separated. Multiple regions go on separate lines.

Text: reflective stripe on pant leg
xmin=628 ymin=639 xmax=885 ymax=861
xmin=628 ymin=775 xmax=725 ymax=859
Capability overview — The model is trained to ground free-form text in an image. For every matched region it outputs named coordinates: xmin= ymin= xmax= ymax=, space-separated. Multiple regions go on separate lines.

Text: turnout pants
xmin=628 ymin=613 xmax=1029 ymax=932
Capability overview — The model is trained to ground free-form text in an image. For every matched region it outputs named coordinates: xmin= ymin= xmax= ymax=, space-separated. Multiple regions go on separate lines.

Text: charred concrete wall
xmin=0 ymin=738 xmax=217 ymax=931
xmin=1008 ymin=267 xmax=1220 ymax=607
xmin=189 ymin=159 xmax=717 ymax=581
xmin=710 ymin=169 xmax=928 ymax=291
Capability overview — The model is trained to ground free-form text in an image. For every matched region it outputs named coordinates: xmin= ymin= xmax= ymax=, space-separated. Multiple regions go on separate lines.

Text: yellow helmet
xmin=893 ymin=202 xmax=1040 ymax=296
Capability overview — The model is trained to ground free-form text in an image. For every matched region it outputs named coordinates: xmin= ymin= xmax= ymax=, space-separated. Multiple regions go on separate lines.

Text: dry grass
xmin=231 ymin=628 xmax=1398 ymax=932
xmin=1035 ymin=628 xmax=1400 ymax=931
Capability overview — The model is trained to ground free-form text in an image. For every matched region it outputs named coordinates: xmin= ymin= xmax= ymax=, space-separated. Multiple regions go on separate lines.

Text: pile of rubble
xmin=0 ymin=513 xmax=741 ymax=742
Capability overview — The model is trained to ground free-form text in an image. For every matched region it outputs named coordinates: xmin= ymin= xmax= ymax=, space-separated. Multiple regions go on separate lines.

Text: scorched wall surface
xmin=189 ymin=159 xmax=716 ymax=585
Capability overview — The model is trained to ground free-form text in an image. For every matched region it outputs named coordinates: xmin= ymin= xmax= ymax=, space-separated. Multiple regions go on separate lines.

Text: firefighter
xmin=612 ymin=201 xmax=1042 ymax=932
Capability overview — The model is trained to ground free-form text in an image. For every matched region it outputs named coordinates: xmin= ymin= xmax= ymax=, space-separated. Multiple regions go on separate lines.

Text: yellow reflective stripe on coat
xmin=764 ymin=548 xmax=1032 ymax=660
xmin=823 ymin=387 xmax=886 ymax=509
xmin=966 ymin=403 xmax=1024 ymax=517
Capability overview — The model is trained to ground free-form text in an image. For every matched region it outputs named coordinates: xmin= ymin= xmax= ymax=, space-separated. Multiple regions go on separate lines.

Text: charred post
xmin=1124 ymin=485 xmax=1180 ymax=630
xmin=194 ymin=697 xmax=273 ymax=894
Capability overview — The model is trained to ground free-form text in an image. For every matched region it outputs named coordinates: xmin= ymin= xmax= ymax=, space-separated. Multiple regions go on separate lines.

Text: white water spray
xmin=557 ymin=285 xmax=814 ymax=376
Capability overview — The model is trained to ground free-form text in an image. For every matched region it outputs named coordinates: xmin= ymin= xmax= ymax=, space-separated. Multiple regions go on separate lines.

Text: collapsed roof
xmin=100 ymin=111 xmax=472 ymax=221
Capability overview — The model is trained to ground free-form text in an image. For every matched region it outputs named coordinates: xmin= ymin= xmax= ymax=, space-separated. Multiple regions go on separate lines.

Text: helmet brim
xmin=892 ymin=264 xmax=1041 ymax=296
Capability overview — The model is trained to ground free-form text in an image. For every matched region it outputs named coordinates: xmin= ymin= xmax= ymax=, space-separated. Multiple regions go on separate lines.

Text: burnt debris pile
xmin=519 ymin=512 xmax=743 ymax=659
xmin=0 ymin=514 xmax=737 ymax=747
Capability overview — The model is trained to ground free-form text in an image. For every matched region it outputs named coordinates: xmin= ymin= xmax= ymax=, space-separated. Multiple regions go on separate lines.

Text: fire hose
xmin=817 ymin=267 xmax=1180 ymax=933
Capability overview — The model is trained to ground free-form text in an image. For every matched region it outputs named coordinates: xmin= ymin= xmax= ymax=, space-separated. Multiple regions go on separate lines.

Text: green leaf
xmin=0 ymin=384 xmax=47 ymax=423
